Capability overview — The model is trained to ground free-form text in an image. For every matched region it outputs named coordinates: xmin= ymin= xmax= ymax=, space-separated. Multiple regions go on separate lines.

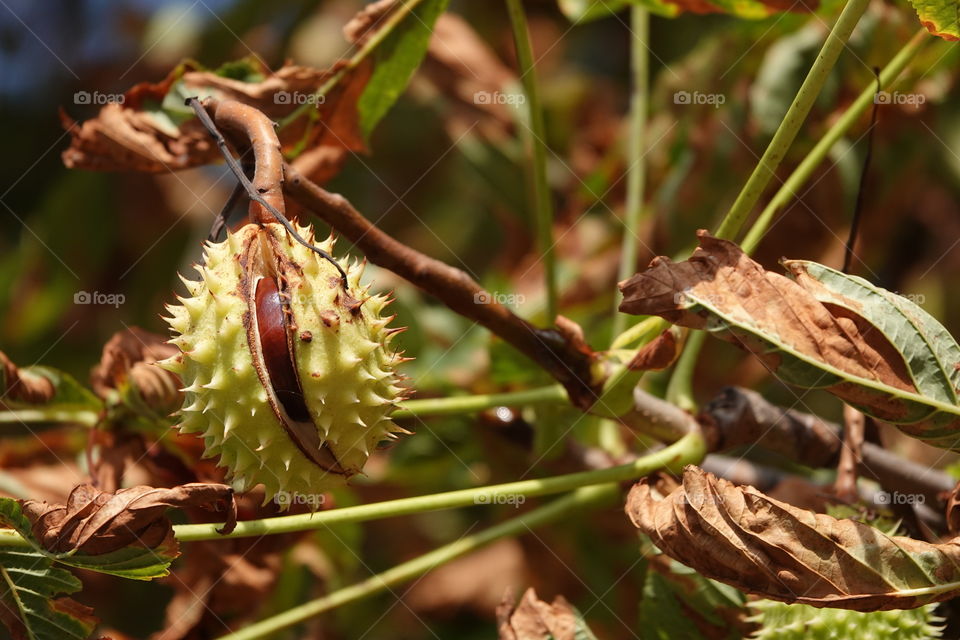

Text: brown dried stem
xmin=700 ymin=386 xmax=955 ymax=509
xmin=201 ymin=97 xmax=285 ymax=223
xmin=282 ymin=163 xmax=599 ymax=408
xmin=619 ymin=385 xmax=954 ymax=512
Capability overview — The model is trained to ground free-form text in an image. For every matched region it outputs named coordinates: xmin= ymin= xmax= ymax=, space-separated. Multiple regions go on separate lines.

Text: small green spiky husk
xmin=159 ymin=222 xmax=407 ymax=503
xmin=747 ymin=600 xmax=943 ymax=640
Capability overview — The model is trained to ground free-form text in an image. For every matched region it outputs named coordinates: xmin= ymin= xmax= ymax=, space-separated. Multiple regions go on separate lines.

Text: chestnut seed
xmin=255 ymin=277 xmax=311 ymax=423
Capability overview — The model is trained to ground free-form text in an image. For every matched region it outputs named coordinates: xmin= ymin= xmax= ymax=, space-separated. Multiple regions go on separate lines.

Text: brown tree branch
xmin=620 ymin=386 xmax=954 ymax=512
xmin=201 ymin=97 xmax=285 ymax=223
xmin=700 ymin=386 xmax=955 ymax=510
xmin=281 ymin=163 xmax=599 ymax=409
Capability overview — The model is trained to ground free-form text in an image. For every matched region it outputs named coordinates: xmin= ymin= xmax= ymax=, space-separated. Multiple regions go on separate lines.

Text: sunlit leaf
xmin=619 ymin=232 xmax=960 ymax=450
xmin=0 ymin=545 xmax=96 ymax=640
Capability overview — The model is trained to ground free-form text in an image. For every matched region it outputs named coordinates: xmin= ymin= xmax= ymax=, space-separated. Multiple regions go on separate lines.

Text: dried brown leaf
xmin=61 ymin=0 xmax=385 ymax=181
xmin=616 ymin=231 xmax=960 ymax=444
xmin=151 ymin=492 xmax=308 ymax=640
xmin=343 ymin=0 xmax=396 ymax=44
xmin=496 ymin=588 xmax=580 ymax=640
xmin=21 ymin=483 xmax=236 ymax=555
xmin=91 ymin=327 xmax=181 ymax=413
xmin=61 ymin=61 xmax=359 ymax=175
xmin=627 ymin=465 xmax=960 ymax=611
xmin=407 ymin=539 xmax=528 ymax=615
xmin=619 ymin=232 xmax=913 ymax=395
xmin=946 ymin=481 xmax=960 ymax=536
xmin=0 ymin=351 xmax=54 ymax=405
xmin=627 ymin=329 xmax=681 ymax=371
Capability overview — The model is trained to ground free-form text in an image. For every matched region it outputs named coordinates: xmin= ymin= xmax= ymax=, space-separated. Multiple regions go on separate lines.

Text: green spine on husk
xmin=748 ymin=600 xmax=943 ymax=640
xmin=159 ymin=222 xmax=407 ymax=504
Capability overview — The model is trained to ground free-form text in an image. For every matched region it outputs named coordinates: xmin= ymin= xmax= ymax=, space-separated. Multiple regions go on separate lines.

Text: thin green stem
xmin=666 ymin=0 xmax=870 ymax=408
xmin=664 ymin=331 xmax=705 ymax=412
xmin=215 ymin=484 xmax=618 ymax=640
xmin=713 ymin=0 xmax=871 ymax=241
xmin=741 ymin=28 xmax=929 ymax=253
xmin=610 ymin=316 xmax=666 ymax=351
xmin=506 ymin=0 xmax=558 ymax=321
xmin=173 ymin=429 xmax=704 ymax=542
xmin=612 ymin=5 xmax=651 ymax=338
xmin=277 ymin=0 xmax=426 ymax=129
xmin=0 ymin=409 xmax=98 ymax=426
xmin=393 ymin=384 xmax=567 ymax=419
xmin=592 ymin=362 xmax=647 ymax=419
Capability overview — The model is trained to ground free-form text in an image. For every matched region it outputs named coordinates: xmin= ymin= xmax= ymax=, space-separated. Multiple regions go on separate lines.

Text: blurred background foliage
xmin=1 ymin=0 xmax=960 ymax=637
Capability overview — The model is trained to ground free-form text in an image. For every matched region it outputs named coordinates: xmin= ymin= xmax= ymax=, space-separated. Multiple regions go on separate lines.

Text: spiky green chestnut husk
xmin=159 ymin=222 xmax=407 ymax=503
xmin=748 ymin=600 xmax=943 ymax=640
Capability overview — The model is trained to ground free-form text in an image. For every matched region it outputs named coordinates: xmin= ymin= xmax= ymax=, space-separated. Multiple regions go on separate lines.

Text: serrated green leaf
xmin=0 ymin=499 xmax=177 ymax=581
xmin=783 ymin=260 xmax=960 ymax=405
xmin=0 ymin=546 xmax=95 ymax=640
xmin=619 ymin=234 xmax=960 ymax=450
xmin=639 ymin=572 xmax=707 ymax=640
xmin=357 ymin=0 xmax=449 ymax=139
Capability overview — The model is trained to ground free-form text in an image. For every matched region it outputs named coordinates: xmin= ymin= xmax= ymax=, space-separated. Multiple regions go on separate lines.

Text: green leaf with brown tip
xmin=619 ymin=232 xmax=960 ymax=449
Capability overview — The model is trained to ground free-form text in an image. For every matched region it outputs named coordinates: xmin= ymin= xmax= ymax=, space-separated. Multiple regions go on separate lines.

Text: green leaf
xmin=357 ymin=0 xmax=449 ymax=139
xmin=639 ymin=572 xmax=708 ymax=640
xmin=618 ymin=234 xmax=960 ymax=450
xmin=783 ymin=260 xmax=960 ymax=406
xmin=906 ymin=0 xmax=960 ymax=40
xmin=0 ymin=499 xmax=177 ymax=581
xmin=0 ymin=546 xmax=95 ymax=640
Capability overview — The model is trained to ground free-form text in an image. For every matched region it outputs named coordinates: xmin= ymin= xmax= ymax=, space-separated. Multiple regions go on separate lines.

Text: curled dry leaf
xmin=152 ymin=491 xmax=299 ymax=640
xmin=0 ymin=351 xmax=55 ymax=405
xmin=946 ymin=482 xmax=960 ymax=536
xmin=627 ymin=465 xmax=960 ymax=611
xmin=496 ymin=587 xmax=595 ymax=640
xmin=61 ymin=59 xmax=357 ymax=179
xmin=627 ymin=328 xmax=682 ymax=371
xmin=21 ymin=483 xmax=236 ymax=555
xmin=619 ymin=231 xmax=960 ymax=450
xmin=62 ymin=0 xmax=447 ymax=182
xmin=91 ymin=327 xmax=182 ymax=416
